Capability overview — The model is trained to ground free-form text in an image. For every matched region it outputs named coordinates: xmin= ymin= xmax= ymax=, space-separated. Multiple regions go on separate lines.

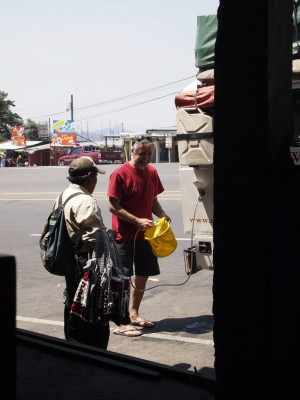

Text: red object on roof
xmin=175 ymin=85 xmax=214 ymax=110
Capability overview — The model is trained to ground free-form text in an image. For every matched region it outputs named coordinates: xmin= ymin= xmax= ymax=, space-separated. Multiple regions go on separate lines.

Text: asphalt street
xmin=0 ymin=163 xmax=215 ymax=381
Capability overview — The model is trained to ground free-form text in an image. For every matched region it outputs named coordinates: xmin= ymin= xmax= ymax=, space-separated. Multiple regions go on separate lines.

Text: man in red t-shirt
xmin=107 ymin=136 xmax=171 ymax=337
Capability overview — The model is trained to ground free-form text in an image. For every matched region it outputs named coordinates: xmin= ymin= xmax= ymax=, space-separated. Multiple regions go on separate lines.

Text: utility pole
xmin=48 ymin=118 xmax=51 ymax=139
xmin=70 ymin=94 xmax=74 ymax=120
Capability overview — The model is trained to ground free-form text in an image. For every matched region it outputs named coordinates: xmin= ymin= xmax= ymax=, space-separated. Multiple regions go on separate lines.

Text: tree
xmin=24 ymin=119 xmax=50 ymax=143
xmin=24 ymin=119 xmax=39 ymax=141
xmin=0 ymin=91 xmax=23 ymax=142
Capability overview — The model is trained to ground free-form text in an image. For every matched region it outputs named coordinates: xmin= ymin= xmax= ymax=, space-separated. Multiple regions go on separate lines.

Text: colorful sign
xmin=11 ymin=126 xmax=26 ymax=146
xmin=11 ymin=136 xmax=26 ymax=146
xmin=11 ymin=126 xmax=25 ymax=136
xmin=51 ymin=133 xmax=76 ymax=146
xmin=53 ymin=120 xmax=75 ymax=133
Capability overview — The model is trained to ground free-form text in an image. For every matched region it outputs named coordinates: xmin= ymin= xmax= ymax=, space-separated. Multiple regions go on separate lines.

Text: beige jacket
xmin=54 ymin=183 xmax=106 ymax=253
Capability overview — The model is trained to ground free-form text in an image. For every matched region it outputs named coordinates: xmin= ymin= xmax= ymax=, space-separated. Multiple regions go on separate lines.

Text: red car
xmin=58 ymin=145 xmax=101 ymax=166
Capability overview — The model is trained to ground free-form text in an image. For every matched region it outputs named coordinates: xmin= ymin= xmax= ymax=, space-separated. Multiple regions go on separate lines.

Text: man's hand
xmin=163 ymin=214 xmax=172 ymax=223
xmin=137 ymin=218 xmax=154 ymax=231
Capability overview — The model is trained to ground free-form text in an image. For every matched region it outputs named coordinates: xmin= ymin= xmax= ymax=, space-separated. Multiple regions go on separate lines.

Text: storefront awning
xmin=0 ymin=140 xmax=43 ymax=151
xmin=15 ymin=144 xmax=51 ymax=154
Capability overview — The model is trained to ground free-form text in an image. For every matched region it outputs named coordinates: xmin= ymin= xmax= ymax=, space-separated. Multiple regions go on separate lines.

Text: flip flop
xmin=131 ymin=319 xmax=155 ymax=328
xmin=112 ymin=328 xmax=143 ymax=337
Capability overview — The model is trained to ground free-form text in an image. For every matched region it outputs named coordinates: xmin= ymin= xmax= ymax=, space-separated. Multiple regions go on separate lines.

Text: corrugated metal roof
xmin=17 ymin=144 xmax=51 ymax=154
xmin=0 ymin=140 xmax=43 ymax=150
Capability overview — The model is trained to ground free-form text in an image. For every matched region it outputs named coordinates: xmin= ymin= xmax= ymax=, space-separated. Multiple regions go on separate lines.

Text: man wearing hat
xmin=54 ymin=156 xmax=109 ymax=348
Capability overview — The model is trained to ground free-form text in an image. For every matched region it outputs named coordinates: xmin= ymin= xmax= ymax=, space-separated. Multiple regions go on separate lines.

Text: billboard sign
xmin=53 ymin=120 xmax=75 ymax=134
xmin=51 ymin=133 xmax=76 ymax=146
xmin=38 ymin=122 xmax=50 ymax=138
xmin=11 ymin=126 xmax=26 ymax=146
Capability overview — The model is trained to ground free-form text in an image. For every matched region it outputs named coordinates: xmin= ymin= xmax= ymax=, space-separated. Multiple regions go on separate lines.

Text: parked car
xmin=98 ymin=150 xmax=123 ymax=164
xmin=58 ymin=145 xmax=101 ymax=166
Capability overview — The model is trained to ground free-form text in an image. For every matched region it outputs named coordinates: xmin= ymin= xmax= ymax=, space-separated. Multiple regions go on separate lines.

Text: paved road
xmin=0 ymin=163 xmax=215 ymax=380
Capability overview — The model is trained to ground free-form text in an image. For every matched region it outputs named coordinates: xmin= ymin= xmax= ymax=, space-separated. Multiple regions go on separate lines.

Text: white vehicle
xmin=176 ymin=105 xmax=214 ymax=272
xmin=174 ymin=15 xmax=217 ymax=273
xmin=176 ymin=13 xmax=300 ymax=273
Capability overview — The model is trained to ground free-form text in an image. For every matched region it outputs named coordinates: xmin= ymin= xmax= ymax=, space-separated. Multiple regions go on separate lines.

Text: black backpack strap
xmin=58 ymin=192 xmax=64 ymax=206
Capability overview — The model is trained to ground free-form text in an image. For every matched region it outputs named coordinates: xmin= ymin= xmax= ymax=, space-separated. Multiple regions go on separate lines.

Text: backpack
xmin=39 ymin=191 xmax=83 ymax=276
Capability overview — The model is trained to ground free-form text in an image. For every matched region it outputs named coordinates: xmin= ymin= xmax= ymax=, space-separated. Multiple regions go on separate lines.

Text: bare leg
xmin=113 ymin=275 xmax=153 ymax=335
xmin=130 ymin=275 xmax=148 ymax=322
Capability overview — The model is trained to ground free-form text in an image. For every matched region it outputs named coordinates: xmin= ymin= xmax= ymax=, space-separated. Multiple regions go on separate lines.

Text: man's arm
xmin=152 ymin=196 xmax=171 ymax=222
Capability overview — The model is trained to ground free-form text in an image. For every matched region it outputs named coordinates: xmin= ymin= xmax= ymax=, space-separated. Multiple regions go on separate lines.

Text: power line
xmin=29 ymin=76 xmax=195 ymax=120
xmin=78 ymin=91 xmax=179 ymax=121
xmin=74 ymin=76 xmax=195 ymax=111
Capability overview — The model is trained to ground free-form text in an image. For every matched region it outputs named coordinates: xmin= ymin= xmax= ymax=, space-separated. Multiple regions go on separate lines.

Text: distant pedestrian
xmin=16 ymin=154 xmax=22 ymax=167
xmin=1 ymin=152 xmax=6 ymax=167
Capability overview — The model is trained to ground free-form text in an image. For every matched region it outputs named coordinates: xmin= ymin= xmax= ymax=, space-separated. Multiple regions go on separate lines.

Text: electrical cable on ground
xmin=130 ymin=198 xmax=200 ymax=292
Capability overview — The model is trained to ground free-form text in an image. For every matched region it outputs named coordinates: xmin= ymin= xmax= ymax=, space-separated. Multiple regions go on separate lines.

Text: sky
xmin=1 ymin=0 xmax=219 ymax=138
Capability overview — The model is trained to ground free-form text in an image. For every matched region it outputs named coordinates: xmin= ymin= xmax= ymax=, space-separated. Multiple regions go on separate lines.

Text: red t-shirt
xmin=107 ymin=162 xmax=164 ymax=240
